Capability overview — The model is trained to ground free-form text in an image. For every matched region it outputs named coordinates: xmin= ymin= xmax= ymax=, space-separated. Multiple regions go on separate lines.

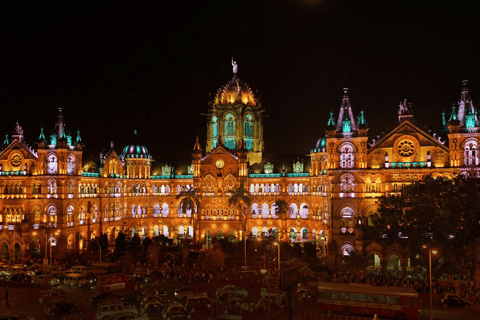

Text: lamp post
xmin=91 ymin=239 xmax=102 ymax=262
xmin=423 ymin=246 xmax=437 ymax=320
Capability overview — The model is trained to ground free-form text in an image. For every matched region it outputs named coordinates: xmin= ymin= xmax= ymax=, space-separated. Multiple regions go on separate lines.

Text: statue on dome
xmin=231 ymin=57 xmax=238 ymax=74
xmin=14 ymin=122 xmax=24 ymax=135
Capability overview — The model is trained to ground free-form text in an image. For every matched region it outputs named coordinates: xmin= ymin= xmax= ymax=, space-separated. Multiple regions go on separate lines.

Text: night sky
xmin=2 ymin=0 xmax=479 ymax=161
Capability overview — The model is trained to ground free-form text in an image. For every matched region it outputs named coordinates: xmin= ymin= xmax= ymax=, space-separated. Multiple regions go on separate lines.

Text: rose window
xmin=11 ymin=154 xmax=22 ymax=167
xmin=398 ymin=140 xmax=415 ymax=157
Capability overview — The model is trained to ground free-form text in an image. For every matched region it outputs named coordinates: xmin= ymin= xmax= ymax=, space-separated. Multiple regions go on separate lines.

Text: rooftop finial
xmin=231 ymin=57 xmax=238 ymax=75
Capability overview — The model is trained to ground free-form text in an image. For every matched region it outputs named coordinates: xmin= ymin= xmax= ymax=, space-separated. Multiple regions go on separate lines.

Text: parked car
xmin=182 ymin=292 xmax=211 ymax=314
xmin=132 ymin=273 xmax=153 ymax=283
xmin=107 ymin=312 xmax=148 ymax=320
xmin=31 ymin=275 xmax=61 ymax=286
xmin=0 ymin=314 xmax=34 ymax=320
xmin=215 ymin=285 xmax=248 ymax=301
xmin=162 ymin=302 xmax=191 ymax=320
xmin=91 ymin=292 xmax=123 ymax=305
xmin=140 ymin=300 xmax=165 ymax=317
xmin=39 ymin=289 xmax=68 ymax=304
xmin=95 ymin=300 xmax=138 ymax=320
xmin=44 ymin=300 xmax=78 ymax=316
xmin=440 ymin=293 xmax=471 ymax=308
xmin=174 ymin=286 xmax=202 ymax=300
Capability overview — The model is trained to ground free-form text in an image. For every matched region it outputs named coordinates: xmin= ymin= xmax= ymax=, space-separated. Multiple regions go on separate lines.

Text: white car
xmin=95 ymin=300 xmax=138 ymax=320
xmin=32 ymin=274 xmax=61 ymax=286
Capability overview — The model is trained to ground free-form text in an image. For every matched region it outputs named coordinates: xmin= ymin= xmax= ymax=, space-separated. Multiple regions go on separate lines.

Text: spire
xmin=439 ymin=110 xmax=449 ymax=133
xmin=357 ymin=109 xmax=367 ymax=126
xmin=76 ymin=129 xmax=82 ymax=143
xmin=327 ymin=110 xmax=335 ymax=127
xmin=457 ymin=78 xmax=475 ymax=125
xmin=449 ymin=104 xmax=458 ymax=121
xmin=38 ymin=126 xmax=46 ymax=141
xmin=54 ymin=103 xmax=66 ymax=140
xmin=193 ymin=136 xmax=202 ymax=151
xmin=335 ymin=87 xmax=357 ymax=132
xmin=2 ymin=133 xmax=9 ymax=147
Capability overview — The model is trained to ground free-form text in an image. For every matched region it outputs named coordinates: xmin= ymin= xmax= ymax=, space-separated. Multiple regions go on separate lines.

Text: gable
xmin=367 ymin=120 xmax=449 ymax=168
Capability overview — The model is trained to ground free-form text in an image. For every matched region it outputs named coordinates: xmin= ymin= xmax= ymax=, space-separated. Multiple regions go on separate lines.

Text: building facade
xmin=0 ymin=66 xmax=479 ymax=275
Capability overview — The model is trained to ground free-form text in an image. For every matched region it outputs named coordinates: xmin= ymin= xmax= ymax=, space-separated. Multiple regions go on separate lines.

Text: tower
xmin=205 ymin=59 xmax=264 ymax=165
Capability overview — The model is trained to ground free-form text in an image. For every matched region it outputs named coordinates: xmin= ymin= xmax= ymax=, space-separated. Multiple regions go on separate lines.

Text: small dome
xmin=214 ymin=75 xmax=257 ymax=107
xmin=315 ymin=136 xmax=327 ymax=149
xmin=122 ymin=131 xmax=151 ymax=159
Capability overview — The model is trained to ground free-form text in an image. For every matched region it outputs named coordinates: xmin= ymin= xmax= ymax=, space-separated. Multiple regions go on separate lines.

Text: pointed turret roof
xmin=335 ymin=87 xmax=357 ymax=132
xmin=457 ymin=79 xmax=475 ymax=125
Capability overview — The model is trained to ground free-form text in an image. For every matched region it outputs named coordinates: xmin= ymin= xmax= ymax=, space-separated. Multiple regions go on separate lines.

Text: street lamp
xmin=274 ymin=241 xmax=280 ymax=272
xmin=424 ymin=246 xmax=437 ymax=320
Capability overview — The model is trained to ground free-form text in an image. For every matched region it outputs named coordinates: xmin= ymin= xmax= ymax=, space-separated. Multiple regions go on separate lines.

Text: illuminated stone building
xmin=0 ymin=64 xmax=478 ymax=275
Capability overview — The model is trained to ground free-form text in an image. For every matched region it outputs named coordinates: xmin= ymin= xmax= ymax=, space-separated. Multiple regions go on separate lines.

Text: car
xmin=132 ymin=273 xmax=153 ymax=283
xmin=44 ymin=300 xmax=78 ymax=316
xmin=0 ymin=314 xmax=34 ymax=320
xmin=95 ymin=300 xmax=138 ymax=320
xmin=140 ymin=301 xmax=165 ymax=317
xmin=215 ymin=285 xmax=248 ymax=301
xmin=440 ymin=293 xmax=471 ymax=308
xmin=91 ymin=292 xmax=123 ymax=305
xmin=107 ymin=312 xmax=148 ymax=320
xmin=39 ymin=289 xmax=68 ymax=304
xmin=183 ymin=292 xmax=212 ymax=315
xmin=161 ymin=302 xmax=191 ymax=320
xmin=174 ymin=286 xmax=202 ymax=300
xmin=31 ymin=275 xmax=61 ymax=286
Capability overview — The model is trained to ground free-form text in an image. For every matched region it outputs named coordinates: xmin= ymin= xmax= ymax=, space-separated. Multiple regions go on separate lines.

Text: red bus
xmin=97 ymin=272 xmax=134 ymax=293
xmin=317 ymin=283 xmax=419 ymax=320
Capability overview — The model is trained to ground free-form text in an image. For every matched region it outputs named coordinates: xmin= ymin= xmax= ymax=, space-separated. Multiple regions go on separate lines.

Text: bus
xmin=90 ymin=262 xmax=122 ymax=275
xmin=317 ymin=282 xmax=420 ymax=320
xmin=97 ymin=272 xmax=133 ymax=293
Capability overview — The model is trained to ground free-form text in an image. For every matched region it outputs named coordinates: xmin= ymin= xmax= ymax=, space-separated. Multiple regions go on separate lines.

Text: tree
xmin=368 ymin=174 xmax=480 ymax=278
xmin=176 ymin=186 xmax=202 ymax=243
xmin=275 ymin=199 xmax=289 ymax=241
xmin=228 ymin=183 xmax=251 ymax=266
xmin=198 ymin=243 xmax=226 ymax=273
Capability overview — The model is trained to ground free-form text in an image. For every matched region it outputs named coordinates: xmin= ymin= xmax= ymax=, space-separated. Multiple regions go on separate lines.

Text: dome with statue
xmin=212 ymin=58 xmax=258 ymax=107
xmin=122 ymin=130 xmax=151 ymax=159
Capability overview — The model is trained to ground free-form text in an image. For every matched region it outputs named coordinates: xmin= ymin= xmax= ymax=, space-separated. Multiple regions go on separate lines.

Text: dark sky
xmin=2 ymin=0 xmax=479 ymax=161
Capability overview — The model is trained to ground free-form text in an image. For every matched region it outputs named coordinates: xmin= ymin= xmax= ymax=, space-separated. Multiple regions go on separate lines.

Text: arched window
xmin=47 ymin=206 xmax=57 ymax=224
xmin=33 ymin=207 xmax=41 ymax=224
xmin=340 ymin=173 xmax=355 ymax=193
xmin=300 ymin=203 xmax=309 ymax=218
xmin=47 ymin=154 xmax=58 ymax=174
xmin=224 ymin=113 xmax=236 ymax=149
xmin=153 ymin=203 xmax=160 ymax=217
xmin=251 ymin=203 xmax=259 ymax=218
xmin=66 ymin=154 xmax=75 ymax=175
xmin=47 ymin=180 xmax=57 ymax=194
xmin=243 ymin=114 xmax=253 ymax=150
xmin=212 ymin=116 xmax=218 ymax=148
xmin=162 ymin=203 xmax=169 ymax=217
xmin=464 ymin=140 xmax=479 ymax=166
xmin=289 ymin=203 xmax=298 ymax=218
xmin=162 ymin=225 xmax=169 ymax=237
xmin=261 ymin=203 xmax=269 ymax=218
xmin=339 ymin=144 xmax=355 ymax=168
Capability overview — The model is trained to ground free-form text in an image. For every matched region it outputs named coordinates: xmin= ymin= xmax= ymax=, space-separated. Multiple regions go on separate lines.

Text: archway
xmin=30 ymin=238 xmax=40 ymax=259
xmin=216 ymin=229 xmax=224 ymax=240
xmin=1 ymin=243 xmax=8 ymax=260
xmin=228 ymin=230 xmax=236 ymax=243
xmin=367 ymin=253 xmax=382 ymax=276
xmin=387 ymin=254 xmax=402 ymax=278
xmin=289 ymin=228 xmax=298 ymax=241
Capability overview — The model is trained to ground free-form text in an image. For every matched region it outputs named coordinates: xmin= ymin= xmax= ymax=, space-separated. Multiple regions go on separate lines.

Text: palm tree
xmin=176 ymin=186 xmax=201 ymax=243
xmin=274 ymin=199 xmax=289 ymax=241
xmin=228 ymin=183 xmax=251 ymax=266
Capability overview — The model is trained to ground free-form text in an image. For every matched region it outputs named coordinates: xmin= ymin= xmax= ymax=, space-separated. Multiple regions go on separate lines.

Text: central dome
xmin=122 ymin=130 xmax=151 ymax=159
xmin=214 ymin=75 xmax=257 ymax=107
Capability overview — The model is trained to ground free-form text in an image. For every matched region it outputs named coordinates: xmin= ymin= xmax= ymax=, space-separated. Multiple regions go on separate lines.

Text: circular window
xmin=397 ymin=139 xmax=415 ymax=157
xmin=10 ymin=153 xmax=22 ymax=167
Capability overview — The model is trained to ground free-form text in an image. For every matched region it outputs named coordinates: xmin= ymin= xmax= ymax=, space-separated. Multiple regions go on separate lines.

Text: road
xmin=1 ymin=282 xmax=479 ymax=320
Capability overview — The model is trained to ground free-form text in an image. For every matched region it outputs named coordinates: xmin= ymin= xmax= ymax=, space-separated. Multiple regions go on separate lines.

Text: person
xmin=474 ymin=290 xmax=480 ymax=305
